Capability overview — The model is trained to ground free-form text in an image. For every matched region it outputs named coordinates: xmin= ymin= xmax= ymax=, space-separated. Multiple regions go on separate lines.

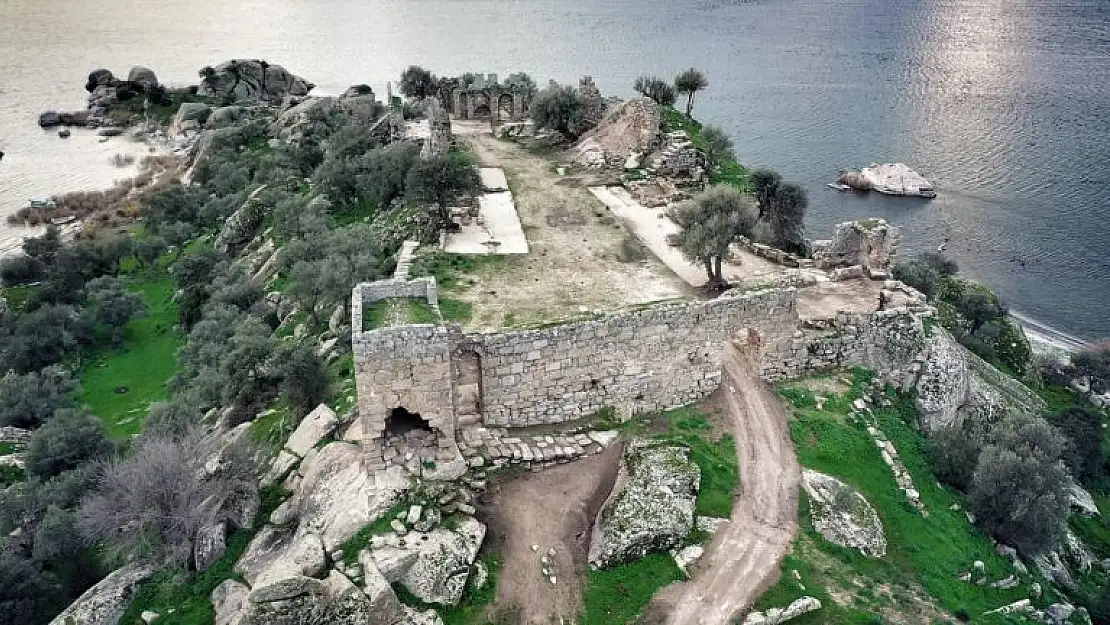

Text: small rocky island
xmin=837 ymin=162 xmax=936 ymax=198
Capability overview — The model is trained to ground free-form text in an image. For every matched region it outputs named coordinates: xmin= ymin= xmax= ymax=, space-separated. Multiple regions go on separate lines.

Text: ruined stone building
xmin=450 ymin=73 xmax=530 ymax=122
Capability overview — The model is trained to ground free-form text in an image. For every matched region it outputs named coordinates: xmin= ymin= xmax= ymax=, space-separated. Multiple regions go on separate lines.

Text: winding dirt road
xmin=648 ymin=342 xmax=801 ymax=625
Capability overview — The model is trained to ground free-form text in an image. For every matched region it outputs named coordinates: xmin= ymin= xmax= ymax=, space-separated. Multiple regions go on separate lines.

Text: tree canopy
xmin=633 ymin=76 xmax=676 ymax=107
xmin=668 ymin=185 xmax=757 ymax=288
xmin=529 ymin=83 xmax=584 ymax=138
xmin=674 ymin=68 xmax=709 ymax=116
xmin=404 ymin=153 xmax=481 ymax=228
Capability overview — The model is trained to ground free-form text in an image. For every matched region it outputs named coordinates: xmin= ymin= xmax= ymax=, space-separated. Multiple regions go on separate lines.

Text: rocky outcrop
xmin=198 ymin=59 xmax=314 ymax=105
xmin=127 ymin=66 xmax=159 ymax=91
xmin=914 ymin=328 xmax=1046 ymax=433
xmin=588 ymin=440 xmax=700 ymax=569
xmin=811 ymin=219 xmax=900 ymax=273
xmin=364 ymin=515 xmax=486 ymax=605
xmin=286 ymin=404 xmax=339 ymax=457
xmin=287 ymin=442 xmax=408 ymax=552
xmin=235 ymin=526 xmax=327 ymax=587
xmin=171 ymin=102 xmax=212 ymax=137
xmin=46 ymin=563 xmax=153 ymax=625
xmin=270 ymin=93 xmax=385 ymax=143
xmin=215 ymin=185 xmax=269 ymax=254
xmin=742 ymin=596 xmax=822 ymax=625
xmin=801 ymin=469 xmax=886 ymax=557
xmin=838 ymin=163 xmax=936 ymax=198
xmin=211 ymin=579 xmax=250 ymax=625
xmin=194 ymin=521 xmax=229 ymax=571
xmin=572 ymin=97 xmax=663 ymax=167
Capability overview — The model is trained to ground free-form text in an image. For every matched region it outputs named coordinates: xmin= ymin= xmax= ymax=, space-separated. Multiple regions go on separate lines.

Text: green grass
xmin=409 ymin=252 xmax=507 ymax=292
xmin=580 ymin=554 xmax=684 ymax=625
xmin=362 ymin=298 xmax=440 ymax=330
xmin=618 ymin=407 xmax=739 ymax=518
xmin=327 ymin=353 xmax=358 ymax=416
xmin=1071 ymin=493 xmax=1110 ymax=559
xmin=79 ymin=276 xmax=182 ymax=438
xmin=769 ymin=374 xmax=1036 ymax=621
xmin=661 ymin=107 xmax=750 ymax=191
xmin=340 ymin=502 xmax=409 ymax=566
xmin=249 ymin=404 xmax=292 ymax=451
xmin=0 ymin=464 xmax=24 ymax=487
xmin=0 ymin=442 xmax=18 ymax=456
xmin=0 ymin=284 xmax=36 ymax=310
xmin=332 ymin=198 xmax=379 ymax=228
xmin=439 ymin=298 xmax=474 ymax=324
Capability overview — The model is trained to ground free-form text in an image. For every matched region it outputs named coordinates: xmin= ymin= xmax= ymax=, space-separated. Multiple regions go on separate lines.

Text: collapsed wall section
xmin=467 ymin=289 xmax=799 ymax=428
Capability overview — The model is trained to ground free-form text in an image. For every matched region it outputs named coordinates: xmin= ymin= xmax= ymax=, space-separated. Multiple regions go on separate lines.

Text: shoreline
xmin=1012 ymin=310 xmax=1092 ymax=357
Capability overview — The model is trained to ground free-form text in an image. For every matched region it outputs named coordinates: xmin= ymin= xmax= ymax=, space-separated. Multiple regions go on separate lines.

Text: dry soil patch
xmin=480 ymin=445 xmax=623 ymax=625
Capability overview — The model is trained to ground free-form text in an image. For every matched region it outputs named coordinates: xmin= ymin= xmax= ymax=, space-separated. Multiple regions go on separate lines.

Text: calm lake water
xmin=1 ymin=0 xmax=1107 ymax=340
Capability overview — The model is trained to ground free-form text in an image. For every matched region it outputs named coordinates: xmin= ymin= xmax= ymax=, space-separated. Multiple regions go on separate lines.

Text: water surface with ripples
xmin=1 ymin=0 xmax=1107 ymax=338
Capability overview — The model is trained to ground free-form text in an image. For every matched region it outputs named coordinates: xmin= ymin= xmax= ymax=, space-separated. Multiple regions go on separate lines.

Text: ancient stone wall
xmin=465 ymin=289 xmax=798 ymax=427
xmin=350 ymin=278 xmax=438 ymax=333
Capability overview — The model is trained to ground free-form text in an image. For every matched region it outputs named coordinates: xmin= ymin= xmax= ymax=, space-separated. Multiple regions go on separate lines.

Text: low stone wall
xmin=467 ymin=289 xmax=798 ymax=427
xmin=350 ymin=277 xmax=438 ymax=333
xmin=0 ymin=427 xmax=30 ymax=445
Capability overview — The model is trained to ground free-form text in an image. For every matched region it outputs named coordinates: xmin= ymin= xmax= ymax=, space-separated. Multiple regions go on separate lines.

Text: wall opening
xmin=384 ymin=407 xmax=433 ymax=439
xmin=497 ymin=93 xmax=514 ymax=119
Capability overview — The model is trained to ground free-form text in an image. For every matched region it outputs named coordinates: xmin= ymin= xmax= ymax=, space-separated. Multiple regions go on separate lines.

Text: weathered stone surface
xmin=801 ymin=469 xmax=886 ymax=557
xmin=743 ymin=596 xmax=822 ymax=625
xmin=403 ymin=606 xmax=446 ymax=625
xmin=127 ymin=66 xmax=159 ymax=90
xmin=46 ymin=563 xmax=153 ymax=625
xmin=811 ymin=219 xmax=900 ymax=271
xmin=286 ymin=404 xmax=338 ymax=457
xmin=588 ymin=440 xmax=700 ymax=569
xmin=243 ymin=576 xmax=327 ymax=625
xmin=234 ymin=526 xmax=327 ymax=587
xmin=361 ymin=558 xmax=407 ymax=624
xmin=318 ymin=570 xmax=404 ymax=625
xmin=198 ymin=59 xmax=314 ymax=104
xmin=215 ymin=185 xmax=269 ymax=254
xmin=206 ymin=105 xmax=244 ymax=129
xmin=292 ymin=442 xmax=408 ymax=552
xmin=171 ymin=102 xmax=212 ymax=136
xmin=1070 ymin=483 xmax=1100 ymax=517
xmin=367 ymin=516 xmax=486 ymax=605
xmin=263 ymin=450 xmax=301 ymax=488
xmin=195 ymin=521 xmax=229 ymax=571
xmin=211 ymin=579 xmax=250 ymax=625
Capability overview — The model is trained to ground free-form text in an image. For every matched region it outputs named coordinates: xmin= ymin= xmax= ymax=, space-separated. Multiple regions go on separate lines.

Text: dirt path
xmin=453 ymin=133 xmax=689 ymax=330
xmin=647 ymin=343 xmax=801 ymax=625
xmin=480 ymin=445 xmax=623 ymax=625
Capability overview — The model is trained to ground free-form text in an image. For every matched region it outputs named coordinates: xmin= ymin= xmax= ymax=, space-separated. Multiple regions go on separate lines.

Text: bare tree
xmin=77 ymin=431 xmax=255 ymax=567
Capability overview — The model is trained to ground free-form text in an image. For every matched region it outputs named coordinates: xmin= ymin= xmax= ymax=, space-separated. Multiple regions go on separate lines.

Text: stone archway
xmin=497 ymin=93 xmax=514 ymax=120
xmin=472 ymin=93 xmax=492 ymax=118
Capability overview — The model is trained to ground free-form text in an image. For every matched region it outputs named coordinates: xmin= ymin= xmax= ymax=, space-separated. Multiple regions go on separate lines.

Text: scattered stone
xmin=983 ymin=599 xmax=1034 ymax=617
xmin=58 ymin=128 xmax=71 ymax=138
xmin=801 ymin=469 xmax=886 ymax=558
xmin=391 ymin=519 xmax=408 ymax=536
xmin=673 ymin=545 xmax=704 ymax=577
xmin=234 ymin=527 xmax=327 ymax=587
xmin=743 ymin=596 xmax=822 ymax=625
xmin=695 ymin=516 xmax=728 ymax=534
xmin=367 ymin=516 xmax=486 ymax=605
xmin=989 ymin=575 xmax=1018 ymax=590
xmin=210 ymin=579 xmax=249 ymax=625
xmin=402 ymin=606 xmax=445 ymax=625
xmin=140 ymin=611 xmax=160 ymax=624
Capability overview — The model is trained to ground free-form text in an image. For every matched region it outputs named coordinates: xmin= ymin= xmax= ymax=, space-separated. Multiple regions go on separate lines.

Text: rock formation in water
xmin=197 ymin=59 xmax=314 ymax=105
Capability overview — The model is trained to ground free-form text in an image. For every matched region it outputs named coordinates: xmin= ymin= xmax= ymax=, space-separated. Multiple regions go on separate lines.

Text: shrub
xmin=633 ymin=75 xmax=677 ymax=107
xmin=700 ymin=125 xmax=734 ymax=173
xmin=83 ymin=275 xmax=146 ymax=344
xmin=1048 ymin=406 xmax=1104 ymax=483
xmin=926 ymin=424 xmax=982 ymax=491
xmin=967 ymin=415 xmax=1071 ymax=554
xmin=892 ymin=259 xmax=940 ymax=299
xmin=530 ymin=82 xmax=584 ymax=138
xmin=276 ymin=344 xmax=329 ymax=417
xmin=24 ymin=409 xmax=111 ymax=480
xmin=405 ymin=152 xmax=481 ymax=228
xmin=1073 ymin=346 xmax=1110 ymax=394
xmin=78 ymin=432 xmax=254 ymax=566
xmin=0 ymin=255 xmax=45 ymax=286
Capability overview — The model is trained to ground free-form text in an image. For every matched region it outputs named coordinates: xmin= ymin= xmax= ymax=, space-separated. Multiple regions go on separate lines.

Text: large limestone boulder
xmin=235 ymin=525 xmax=327 ymax=587
xmin=290 ymin=442 xmax=408 ymax=552
xmin=195 ymin=521 xmax=229 ymax=571
xmin=588 ymin=440 xmax=700 ymax=569
xmin=198 ymin=59 xmax=314 ymax=104
xmin=127 ymin=66 xmax=159 ymax=91
xmin=285 ymin=403 xmax=338 ymax=457
xmin=915 ymin=328 xmax=1045 ymax=433
xmin=811 ymin=219 xmax=900 ymax=271
xmin=215 ymin=185 xmax=269 ymax=254
xmin=365 ymin=516 xmax=486 ymax=605
xmin=47 ymin=563 xmax=153 ymax=625
xmin=242 ymin=575 xmax=328 ymax=625
xmin=171 ymin=102 xmax=212 ymax=137
xmin=211 ymin=579 xmax=250 ymax=625
xmin=801 ymin=469 xmax=886 ymax=558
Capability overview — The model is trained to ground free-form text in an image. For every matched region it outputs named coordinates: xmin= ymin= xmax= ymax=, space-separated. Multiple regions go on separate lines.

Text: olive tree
xmin=530 ymin=83 xmax=583 ymax=138
xmin=674 ymin=68 xmax=709 ymax=116
xmin=747 ymin=169 xmax=808 ymax=256
xmin=24 ymin=409 xmax=111 ymax=480
xmin=405 ymin=153 xmax=481 ymax=229
xmin=398 ymin=65 xmax=438 ymax=100
xmin=0 ymin=366 xmax=78 ymax=429
xmin=83 ymin=276 xmax=146 ymax=345
xmin=700 ymin=125 xmax=735 ymax=173
xmin=668 ymin=185 xmax=758 ymax=288
xmin=967 ymin=415 xmax=1071 ymax=554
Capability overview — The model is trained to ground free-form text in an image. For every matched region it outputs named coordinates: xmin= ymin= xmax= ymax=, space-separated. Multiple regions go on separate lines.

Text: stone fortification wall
xmin=350 ymin=277 xmax=438 ymax=333
xmin=352 ymin=324 xmax=456 ymax=454
xmin=763 ymin=308 xmax=929 ymax=385
xmin=466 ymin=289 xmax=798 ymax=427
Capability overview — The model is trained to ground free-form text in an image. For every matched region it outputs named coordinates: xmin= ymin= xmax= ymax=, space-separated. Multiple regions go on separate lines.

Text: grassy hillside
xmin=763 ymin=370 xmax=1041 ymax=624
